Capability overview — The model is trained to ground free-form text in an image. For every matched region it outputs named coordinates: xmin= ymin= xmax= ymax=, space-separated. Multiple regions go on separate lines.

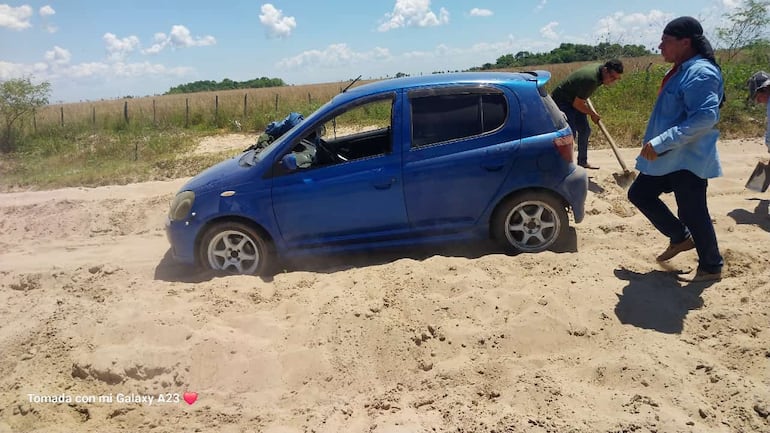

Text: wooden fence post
xmin=152 ymin=99 xmax=156 ymax=125
xmin=60 ymin=106 xmax=64 ymax=127
xmin=185 ymin=98 xmax=189 ymax=128
xmin=123 ymin=101 xmax=129 ymax=124
xmin=92 ymin=106 xmax=96 ymax=126
xmin=33 ymin=109 xmax=37 ymax=133
xmin=215 ymin=95 xmax=219 ymax=121
xmin=243 ymin=94 xmax=247 ymax=118
xmin=274 ymin=94 xmax=279 ymax=112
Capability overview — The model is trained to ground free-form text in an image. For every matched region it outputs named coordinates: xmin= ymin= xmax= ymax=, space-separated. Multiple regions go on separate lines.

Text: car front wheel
xmin=199 ymin=222 xmax=271 ymax=275
xmin=492 ymin=192 xmax=568 ymax=253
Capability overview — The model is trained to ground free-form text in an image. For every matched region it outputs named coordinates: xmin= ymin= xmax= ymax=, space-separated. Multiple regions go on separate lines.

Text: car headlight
xmin=169 ymin=190 xmax=195 ymax=221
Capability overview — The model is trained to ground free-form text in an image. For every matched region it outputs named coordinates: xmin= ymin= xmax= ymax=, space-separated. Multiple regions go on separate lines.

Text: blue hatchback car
xmin=166 ymin=71 xmax=587 ymax=274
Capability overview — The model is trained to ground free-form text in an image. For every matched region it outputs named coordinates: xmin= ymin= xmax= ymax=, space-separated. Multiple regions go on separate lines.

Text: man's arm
xmin=571 ymin=97 xmax=601 ymax=124
xmin=765 ymin=102 xmax=770 ymax=152
xmin=647 ymin=66 xmax=721 ymax=155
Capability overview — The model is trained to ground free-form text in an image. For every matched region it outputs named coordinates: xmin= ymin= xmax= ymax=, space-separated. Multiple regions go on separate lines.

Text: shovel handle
xmin=586 ymin=98 xmax=630 ymax=173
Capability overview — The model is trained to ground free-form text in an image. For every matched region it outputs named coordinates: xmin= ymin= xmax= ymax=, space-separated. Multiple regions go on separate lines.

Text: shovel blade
xmin=612 ymin=170 xmax=637 ymax=188
xmin=745 ymin=161 xmax=770 ymax=193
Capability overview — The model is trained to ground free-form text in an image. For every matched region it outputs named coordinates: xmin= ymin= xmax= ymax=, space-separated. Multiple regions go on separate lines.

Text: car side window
xmin=282 ymin=95 xmax=394 ymax=172
xmin=410 ymin=88 xmax=507 ymax=148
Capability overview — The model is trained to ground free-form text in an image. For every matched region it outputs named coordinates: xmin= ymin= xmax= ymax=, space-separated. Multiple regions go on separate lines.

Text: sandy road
xmin=0 ymin=138 xmax=768 ymax=433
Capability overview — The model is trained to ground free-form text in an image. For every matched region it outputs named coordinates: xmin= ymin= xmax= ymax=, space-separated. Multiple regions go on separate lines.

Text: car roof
xmin=334 ymin=70 xmax=551 ymax=102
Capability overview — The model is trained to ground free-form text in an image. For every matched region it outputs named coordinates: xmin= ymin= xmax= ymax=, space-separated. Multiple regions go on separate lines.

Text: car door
xmin=402 ymin=85 xmax=518 ymax=233
xmin=271 ymin=94 xmax=409 ymax=248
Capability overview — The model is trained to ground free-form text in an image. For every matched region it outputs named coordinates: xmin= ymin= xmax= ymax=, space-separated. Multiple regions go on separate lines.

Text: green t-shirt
xmin=551 ymin=63 xmax=602 ymax=106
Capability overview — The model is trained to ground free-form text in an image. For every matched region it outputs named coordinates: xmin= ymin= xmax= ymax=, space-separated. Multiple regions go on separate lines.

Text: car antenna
xmin=342 ymin=75 xmax=362 ymax=93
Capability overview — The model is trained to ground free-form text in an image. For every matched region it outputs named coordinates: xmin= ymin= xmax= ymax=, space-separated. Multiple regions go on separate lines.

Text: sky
xmin=0 ymin=0 xmax=750 ymax=103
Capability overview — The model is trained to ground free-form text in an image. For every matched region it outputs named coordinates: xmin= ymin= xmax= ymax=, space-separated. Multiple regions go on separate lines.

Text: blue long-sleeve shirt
xmin=635 ymin=55 xmax=724 ymax=179
xmin=765 ymin=101 xmax=770 ymax=148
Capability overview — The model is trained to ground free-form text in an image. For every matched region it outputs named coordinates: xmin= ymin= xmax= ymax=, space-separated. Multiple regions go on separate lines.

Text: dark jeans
xmin=557 ymin=102 xmax=591 ymax=165
xmin=627 ymin=170 xmax=723 ymax=273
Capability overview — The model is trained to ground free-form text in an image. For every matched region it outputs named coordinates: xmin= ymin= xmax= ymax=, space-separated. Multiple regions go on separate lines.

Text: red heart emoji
xmin=183 ymin=392 xmax=198 ymax=405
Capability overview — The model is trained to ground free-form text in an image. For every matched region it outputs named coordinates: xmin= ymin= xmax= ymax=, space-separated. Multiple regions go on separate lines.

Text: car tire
xmin=199 ymin=221 xmax=272 ymax=275
xmin=492 ymin=192 xmax=568 ymax=253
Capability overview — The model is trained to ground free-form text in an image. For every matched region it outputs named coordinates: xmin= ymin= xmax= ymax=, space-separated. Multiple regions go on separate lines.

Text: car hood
xmin=181 ymin=153 xmax=258 ymax=193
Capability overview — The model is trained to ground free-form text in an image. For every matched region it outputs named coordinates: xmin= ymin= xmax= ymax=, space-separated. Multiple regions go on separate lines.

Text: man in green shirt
xmin=551 ymin=59 xmax=624 ymax=169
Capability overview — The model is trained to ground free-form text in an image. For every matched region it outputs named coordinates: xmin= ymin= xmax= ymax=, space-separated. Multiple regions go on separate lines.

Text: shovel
xmin=586 ymin=98 xmax=637 ymax=187
xmin=745 ymin=160 xmax=770 ymax=192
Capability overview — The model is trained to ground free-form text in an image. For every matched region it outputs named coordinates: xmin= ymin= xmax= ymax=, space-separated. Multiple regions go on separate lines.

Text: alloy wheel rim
xmin=504 ymin=201 xmax=559 ymax=251
xmin=207 ymin=230 xmax=260 ymax=274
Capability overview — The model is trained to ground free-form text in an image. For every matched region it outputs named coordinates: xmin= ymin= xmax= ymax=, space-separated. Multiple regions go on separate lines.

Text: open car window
xmin=279 ymin=95 xmax=395 ymax=172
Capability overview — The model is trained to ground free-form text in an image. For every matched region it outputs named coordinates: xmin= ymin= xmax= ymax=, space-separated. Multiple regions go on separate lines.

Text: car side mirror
xmin=281 ymin=153 xmax=298 ymax=171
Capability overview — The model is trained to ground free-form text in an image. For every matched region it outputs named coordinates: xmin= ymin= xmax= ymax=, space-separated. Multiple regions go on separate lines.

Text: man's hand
xmin=573 ymin=98 xmax=600 ymax=124
xmin=640 ymin=142 xmax=658 ymax=161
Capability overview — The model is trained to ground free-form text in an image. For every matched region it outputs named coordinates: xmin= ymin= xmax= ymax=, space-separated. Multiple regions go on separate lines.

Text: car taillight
xmin=553 ymin=134 xmax=574 ymax=163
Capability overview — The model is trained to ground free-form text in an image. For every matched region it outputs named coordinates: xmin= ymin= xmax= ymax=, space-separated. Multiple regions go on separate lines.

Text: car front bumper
xmin=165 ymin=217 xmax=199 ymax=265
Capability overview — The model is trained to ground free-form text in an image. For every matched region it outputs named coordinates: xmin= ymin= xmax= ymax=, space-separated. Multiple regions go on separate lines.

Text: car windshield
xmin=239 ymin=100 xmax=340 ymax=167
xmin=239 ymin=136 xmax=285 ymax=167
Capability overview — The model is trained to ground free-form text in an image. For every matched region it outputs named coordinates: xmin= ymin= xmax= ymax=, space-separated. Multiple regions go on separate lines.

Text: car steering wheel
xmin=314 ymin=138 xmax=347 ymax=163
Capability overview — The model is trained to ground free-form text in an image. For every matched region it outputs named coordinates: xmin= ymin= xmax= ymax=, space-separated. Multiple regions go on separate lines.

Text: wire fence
xmin=25 ymin=81 xmax=356 ymax=135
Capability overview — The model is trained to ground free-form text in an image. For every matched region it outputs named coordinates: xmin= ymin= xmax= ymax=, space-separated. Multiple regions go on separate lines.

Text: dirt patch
xmin=192 ymin=133 xmax=256 ymax=155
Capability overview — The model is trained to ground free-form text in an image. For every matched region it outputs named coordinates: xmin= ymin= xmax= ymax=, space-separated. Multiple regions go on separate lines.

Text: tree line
xmin=473 ymin=42 xmax=653 ymax=70
xmin=165 ymin=77 xmax=286 ymax=95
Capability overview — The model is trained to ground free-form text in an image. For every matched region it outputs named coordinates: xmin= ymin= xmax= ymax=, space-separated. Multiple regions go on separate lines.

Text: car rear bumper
xmin=562 ymin=165 xmax=588 ymax=223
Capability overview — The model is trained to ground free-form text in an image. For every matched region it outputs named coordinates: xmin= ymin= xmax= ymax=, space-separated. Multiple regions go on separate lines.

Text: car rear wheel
xmin=492 ymin=192 xmax=568 ymax=253
xmin=199 ymin=222 xmax=271 ymax=275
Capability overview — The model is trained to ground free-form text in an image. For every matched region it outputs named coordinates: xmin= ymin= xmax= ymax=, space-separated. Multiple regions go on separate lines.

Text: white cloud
xmin=39 ymin=5 xmax=55 ymax=17
xmin=142 ymin=25 xmax=216 ymax=54
xmin=169 ymin=25 xmax=216 ymax=47
xmin=594 ymin=10 xmax=673 ymax=48
xmin=259 ymin=3 xmax=296 ymax=38
xmin=110 ymin=62 xmax=192 ymax=78
xmin=66 ymin=62 xmax=111 ymax=79
xmin=540 ymin=21 xmax=560 ymax=40
xmin=721 ymin=0 xmax=742 ymax=9
xmin=0 ymin=54 xmax=192 ymax=88
xmin=103 ymin=33 xmax=140 ymax=61
xmin=38 ymin=5 xmax=57 ymax=32
xmin=403 ymin=36 xmax=518 ymax=62
xmin=378 ymin=0 xmax=450 ymax=32
xmin=0 ymin=61 xmax=30 ymax=79
xmin=277 ymin=44 xmax=392 ymax=70
xmin=0 ymin=4 xmax=33 ymax=30
xmin=44 ymin=46 xmax=71 ymax=65
xmin=470 ymin=8 xmax=493 ymax=17
xmin=535 ymin=0 xmax=547 ymax=12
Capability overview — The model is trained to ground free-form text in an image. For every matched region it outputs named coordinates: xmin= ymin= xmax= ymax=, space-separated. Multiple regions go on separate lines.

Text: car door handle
xmin=483 ymin=146 xmax=506 ymax=171
xmin=481 ymin=162 xmax=505 ymax=172
xmin=372 ymin=177 xmax=397 ymax=190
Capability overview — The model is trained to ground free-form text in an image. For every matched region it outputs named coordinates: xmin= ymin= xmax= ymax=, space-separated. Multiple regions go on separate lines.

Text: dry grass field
xmin=30 ymin=80 xmax=375 ymax=133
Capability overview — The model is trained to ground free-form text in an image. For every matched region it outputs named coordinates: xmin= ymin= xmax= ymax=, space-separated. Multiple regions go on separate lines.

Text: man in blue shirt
xmin=627 ymin=16 xmax=724 ymax=282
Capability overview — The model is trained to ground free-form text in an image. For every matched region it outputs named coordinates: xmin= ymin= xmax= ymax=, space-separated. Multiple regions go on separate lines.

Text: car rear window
xmin=409 ymin=88 xmax=507 ymax=148
xmin=541 ymin=93 xmax=568 ymax=129
xmin=517 ymin=90 xmax=569 ymax=139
